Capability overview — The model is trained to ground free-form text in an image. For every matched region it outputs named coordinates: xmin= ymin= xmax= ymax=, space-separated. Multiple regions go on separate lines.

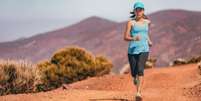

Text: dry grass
xmin=34 ymin=46 xmax=113 ymax=91
xmin=0 ymin=59 xmax=35 ymax=95
xmin=0 ymin=46 xmax=113 ymax=95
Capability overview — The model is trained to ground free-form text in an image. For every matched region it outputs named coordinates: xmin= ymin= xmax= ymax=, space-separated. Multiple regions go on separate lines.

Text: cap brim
xmin=134 ymin=7 xmax=144 ymax=9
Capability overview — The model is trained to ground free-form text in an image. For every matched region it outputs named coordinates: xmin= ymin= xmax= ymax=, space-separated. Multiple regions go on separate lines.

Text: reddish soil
xmin=0 ymin=64 xmax=200 ymax=101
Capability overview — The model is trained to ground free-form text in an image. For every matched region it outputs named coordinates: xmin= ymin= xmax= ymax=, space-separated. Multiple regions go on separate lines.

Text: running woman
xmin=123 ymin=1 xmax=153 ymax=99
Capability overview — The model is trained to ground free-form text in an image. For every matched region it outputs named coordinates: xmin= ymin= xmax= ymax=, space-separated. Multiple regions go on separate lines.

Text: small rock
xmin=62 ymin=85 xmax=70 ymax=90
xmin=120 ymin=64 xmax=130 ymax=75
xmin=86 ymin=86 xmax=89 ymax=89
xmin=172 ymin=58 xmax=187 ymax=66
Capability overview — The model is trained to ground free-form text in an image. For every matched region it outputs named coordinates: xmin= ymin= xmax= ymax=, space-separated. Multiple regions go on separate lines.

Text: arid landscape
xmin=0 ymin=63 xmax=201 ymax=101
xmin=0 ymin=8 xmax=201 ymax=101
xmin=0 ymin=10 xmax=201 ymax=73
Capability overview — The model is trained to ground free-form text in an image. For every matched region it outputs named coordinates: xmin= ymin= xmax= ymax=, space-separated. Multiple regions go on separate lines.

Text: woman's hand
xmin=132 ymin=34 xmax=141 ymax=41
xmin=148 ymin=40 xmax=153 ymax=47
xmin=147 ymin=20 xmax=153 ymax=47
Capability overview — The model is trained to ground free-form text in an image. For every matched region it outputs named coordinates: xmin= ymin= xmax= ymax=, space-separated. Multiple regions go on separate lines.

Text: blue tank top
xmin=128 ymin=19 xmax=150 ymax=54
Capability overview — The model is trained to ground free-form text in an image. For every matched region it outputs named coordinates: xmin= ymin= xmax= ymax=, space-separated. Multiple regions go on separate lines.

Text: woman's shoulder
xmin=144 ymin=19 xmax=151 ymax=24
xmin=127 ymin=19 xmax=135 ymax=26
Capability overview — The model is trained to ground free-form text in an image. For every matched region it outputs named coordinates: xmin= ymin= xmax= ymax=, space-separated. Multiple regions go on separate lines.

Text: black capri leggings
xmin=128 ymin=52 xmax=149 ymax=78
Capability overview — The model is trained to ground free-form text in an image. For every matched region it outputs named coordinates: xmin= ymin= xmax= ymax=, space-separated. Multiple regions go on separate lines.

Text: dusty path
xmin=0 ymin=64 xmax=200 ymax=101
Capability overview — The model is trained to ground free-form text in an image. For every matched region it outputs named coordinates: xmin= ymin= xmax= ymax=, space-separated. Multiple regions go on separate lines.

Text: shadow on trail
xmin=89 ymin=98 xmax=131 ymax=101
xmin=89 ymin=97 xmax=143 ymax=101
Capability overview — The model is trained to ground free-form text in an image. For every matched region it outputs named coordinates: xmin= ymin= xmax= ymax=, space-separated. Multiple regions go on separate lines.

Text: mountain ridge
xmin=0 ymin=9 xmax=201 ymax=73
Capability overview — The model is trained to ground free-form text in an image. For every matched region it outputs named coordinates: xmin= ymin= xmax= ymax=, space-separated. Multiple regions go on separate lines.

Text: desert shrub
xmin=94 ymin=55 xmax=113 ymax=76
xmin=34 ymin=60 xmax=61 ymax=91
xmin=0 ymin=59 xmax=35 ymax=95
xmin=171 ymin=56 xmax=201 ymax=66
xmin=35 ymin=46 xmax=113 ymax=91
xmin=51 ymin=46 xmax=97 ymax=81
xmin=0 ymin=46 xmax=113 ymax=94
xmin=187 ymin=56 xmax=201 ymax=64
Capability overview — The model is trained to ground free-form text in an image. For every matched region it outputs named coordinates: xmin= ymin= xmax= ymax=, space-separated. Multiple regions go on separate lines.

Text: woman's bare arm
xmin=123 ymin=20 xmax=140 ymax=41
xmin=147 ymin=20 xmax=153 ymax=47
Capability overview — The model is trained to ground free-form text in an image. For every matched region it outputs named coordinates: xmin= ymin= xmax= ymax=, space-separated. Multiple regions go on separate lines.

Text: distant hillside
xmin=148 ymin=10 xmax=201 ymax=66
xmin=0 ymin=10 xmax=201 ymax=73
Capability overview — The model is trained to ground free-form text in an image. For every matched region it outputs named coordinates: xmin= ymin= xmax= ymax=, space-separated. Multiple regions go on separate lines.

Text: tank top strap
xmin=143 ymin=19 xmax=151 ymax=25
xmin=130 ymin=19 xmax=150 ymax=29
xmin=131 ymin=19 xmax=149 ymax=26
xmin=131 ymin=20 xmax=136 ymax=26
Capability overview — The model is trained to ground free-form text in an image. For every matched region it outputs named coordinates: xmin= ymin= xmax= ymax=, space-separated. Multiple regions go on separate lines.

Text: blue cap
xmin=133 ymin=1 xmax=145 ymax=9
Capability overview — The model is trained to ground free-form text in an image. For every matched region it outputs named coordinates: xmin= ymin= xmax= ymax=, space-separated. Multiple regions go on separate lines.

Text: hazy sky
xmin=0 ymin=0 xmax=201 ymax=42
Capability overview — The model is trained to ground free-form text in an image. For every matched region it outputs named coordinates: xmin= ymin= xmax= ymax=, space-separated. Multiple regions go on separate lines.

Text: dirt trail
xmin=0 ymin=64 xmax=200 ymax=101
